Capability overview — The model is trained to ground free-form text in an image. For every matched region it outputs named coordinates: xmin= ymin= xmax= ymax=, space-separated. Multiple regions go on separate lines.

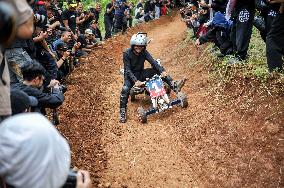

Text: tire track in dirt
xmin=59 ymin=11 xmax=284 ymax=188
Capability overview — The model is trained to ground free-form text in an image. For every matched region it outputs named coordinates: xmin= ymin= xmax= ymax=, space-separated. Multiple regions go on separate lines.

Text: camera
xmin=62 ymin=170 xmax=77 ymax=188
xmin=55 ymin=25 xmax=69 ymax=31
xmin=59 ymin=84 xmax=67 ymax=93
xmin=67 ymin=50 xmax=76 ymax=57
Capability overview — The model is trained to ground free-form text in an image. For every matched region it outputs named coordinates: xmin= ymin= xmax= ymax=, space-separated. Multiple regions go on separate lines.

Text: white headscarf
xmin=0 ymin=113 xmax=71 ymax=188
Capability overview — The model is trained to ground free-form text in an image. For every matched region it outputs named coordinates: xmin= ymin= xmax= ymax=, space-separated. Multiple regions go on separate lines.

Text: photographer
xmin=77 ymin=29 xmax=96 ymax=53
xmin=11 ymin=62 xmax=64 ymax=113
xmin=54 ymin=43 xmax=73 ymax=81
xmin=0 ymin=113 xmax=92 ymax=188
xmin=0 ymin=0 xmax=34 ymax=122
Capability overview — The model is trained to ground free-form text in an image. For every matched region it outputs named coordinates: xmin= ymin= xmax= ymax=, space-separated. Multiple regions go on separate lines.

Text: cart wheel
xmin=137 ymin=107 xmax=147 ymax=123
xmin=177 ymin=92 xmax=188 ymax=108
xmin=130 ymin=89 xmax=136 ymax=102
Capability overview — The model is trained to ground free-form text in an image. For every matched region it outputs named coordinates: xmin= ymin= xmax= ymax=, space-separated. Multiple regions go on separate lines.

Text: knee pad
xmin=121 ymin=86 xmax=131 ymax=94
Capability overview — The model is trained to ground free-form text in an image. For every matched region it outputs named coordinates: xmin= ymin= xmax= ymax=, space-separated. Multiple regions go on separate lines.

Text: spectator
xmin=199 ymin=0 xmax=228 ymax=14
xmin=226 ymin=0 xmax=255 ymax=62
xmin=104 ymin=0 xmax=116 ymax=39
xmin=12 ymin=62 xmax=64 ymax=113
xmin=0 ymin=113 xmax=92 ymax=188
xmin=77 ymin=29 xmax=96 ymax=53
xmin=114 ymin=0 xmax=128 ymax=33
xmin=54 ymin=43 xmax=72 ymax=81
xmin=135 ymin=7 xmax=145 ymax=23
xmin=89 ymin=20 xmax=103 ymax=42
xmin=0 ymin=113 xmax=70 ymax=188
xmin=0 ymin=0 xmax=34 ymax=122
xmin=154 ymin=0 xmax=163 ymax=19
xmin=195 ymin=12 xmax=233 ymax=56
xmin=62 ymin=1 xmax=78 ymax=34
xmin=53 ymin=31 xmax=72 ymax=51
xmin=266 ymin=1 xmax=284 ymax=72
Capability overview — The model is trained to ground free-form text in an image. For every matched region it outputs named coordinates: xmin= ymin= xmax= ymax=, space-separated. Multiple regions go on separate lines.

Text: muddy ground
xmin=58 ymin=12 xmax=284 ymax=188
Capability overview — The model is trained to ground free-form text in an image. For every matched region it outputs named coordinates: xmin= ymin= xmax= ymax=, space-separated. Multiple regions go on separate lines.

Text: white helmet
xmin=130 ymin=32 xmax=149 ymax=46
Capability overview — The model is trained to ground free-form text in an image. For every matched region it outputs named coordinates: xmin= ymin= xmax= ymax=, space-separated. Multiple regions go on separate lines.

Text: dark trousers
xmin=120 ymin=68 xmax=173 ymax=108
xmin=266 ymin=14 xmax=284 ymax=72
xmin=114 ymin=14 xmax=124 ymax=33
xmin=231 ymin=7 xmax=255 ymax=60
xmin=104 ymin=16 xmax=114 ymax=39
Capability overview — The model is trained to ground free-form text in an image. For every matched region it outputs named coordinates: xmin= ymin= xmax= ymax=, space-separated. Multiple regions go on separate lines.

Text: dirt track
xmin=58 ymin=12 xmax=284 ymax=187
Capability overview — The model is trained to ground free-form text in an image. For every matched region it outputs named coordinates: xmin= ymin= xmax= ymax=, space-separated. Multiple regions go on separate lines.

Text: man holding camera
xmin=54 ymin=43 xmax=72 ymax=81
xmin=77 ymin=29 xmax=97 ymax=53
xmin=12 ymin=62 xmax=64 ymax=113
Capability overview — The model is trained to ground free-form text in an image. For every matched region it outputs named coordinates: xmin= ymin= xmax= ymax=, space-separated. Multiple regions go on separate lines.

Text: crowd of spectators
xmin=180 ymin=0 xmax=284 ymax=72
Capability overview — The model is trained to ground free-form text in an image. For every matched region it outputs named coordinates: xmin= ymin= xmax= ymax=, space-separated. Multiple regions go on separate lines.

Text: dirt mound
xmin=58 ymin=12 xmax=284 ymax=187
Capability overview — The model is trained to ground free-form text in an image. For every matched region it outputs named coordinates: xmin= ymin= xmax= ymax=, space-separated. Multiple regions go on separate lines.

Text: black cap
xmin=10 ymin=90 xmax=38 ymax=115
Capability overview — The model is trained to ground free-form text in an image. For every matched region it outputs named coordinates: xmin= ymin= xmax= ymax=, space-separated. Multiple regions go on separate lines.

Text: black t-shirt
xmin=105 ymin=3 xmax=115 ymax=18
xmin=92 ymin=9 xmax=100 ymax=23
xmin=62 ymin=10 xmax=78 ymax=33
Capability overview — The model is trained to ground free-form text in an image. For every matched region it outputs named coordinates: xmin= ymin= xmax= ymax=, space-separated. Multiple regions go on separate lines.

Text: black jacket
xmin=123 ymin=48 xmax=165 ymax=82
xmin=12 ymin=83 xmax=64 ymax=111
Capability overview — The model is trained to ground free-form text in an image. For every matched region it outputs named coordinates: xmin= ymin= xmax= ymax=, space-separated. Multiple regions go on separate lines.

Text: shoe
xmin=216 ymin=52 xmax=225 ymax=58
xmin=119 ymin=108 xmax=127 ymax=123
xmin=173 ymin=79 xmax=186 ymax=93
xmin=208 ymin=46 xmax=219 ymax=53
xmin=227 ymin=57 xmax=241 ymax=64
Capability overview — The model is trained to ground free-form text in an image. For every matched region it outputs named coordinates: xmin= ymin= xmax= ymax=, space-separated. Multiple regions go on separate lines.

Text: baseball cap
xmin=10 ymin=90 xmax=38 ymax=115
xmin=85 ymin=29 xmax=93 ymax=35
xmin=37 ymin=1 xmax=45 ymax=5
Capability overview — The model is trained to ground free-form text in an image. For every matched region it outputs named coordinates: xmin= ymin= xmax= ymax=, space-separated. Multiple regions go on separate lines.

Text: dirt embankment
xmin=58 ymin=12 xmax=284 ymax=188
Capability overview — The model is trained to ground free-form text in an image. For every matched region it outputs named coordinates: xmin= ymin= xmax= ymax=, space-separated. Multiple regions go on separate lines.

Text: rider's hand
xmin=76 ymin=170 xmax=92 ymax=188
xmin=161 ymin=71 xmax=168 ymax=77
xmin=134 ymin=80 xmax=144 ymax=87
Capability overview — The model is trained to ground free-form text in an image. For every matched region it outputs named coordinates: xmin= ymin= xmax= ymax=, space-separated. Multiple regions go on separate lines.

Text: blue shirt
xmin=52 ymin=39 xmax=64 ymax=51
